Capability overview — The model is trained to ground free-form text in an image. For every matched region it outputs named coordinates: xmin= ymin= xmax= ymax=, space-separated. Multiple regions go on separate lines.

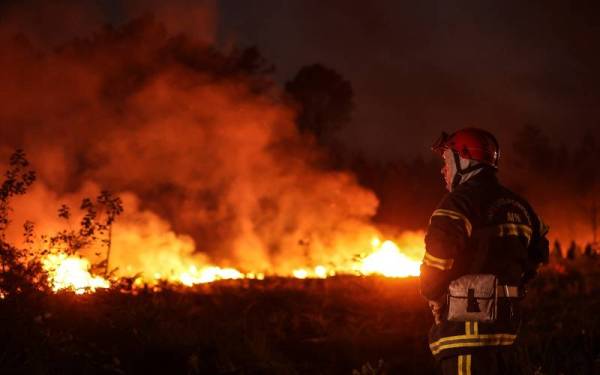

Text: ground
xmin=0 ymin=257 xmax=598 ymax=374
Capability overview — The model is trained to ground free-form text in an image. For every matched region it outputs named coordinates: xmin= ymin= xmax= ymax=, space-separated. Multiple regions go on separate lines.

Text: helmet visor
xmin=431 ymin=131 xmax=449 ymax=153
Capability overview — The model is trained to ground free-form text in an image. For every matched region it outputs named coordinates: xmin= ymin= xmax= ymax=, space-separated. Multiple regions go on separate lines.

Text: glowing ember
xmin=178 ymin=265 xmax=244 ymax=286
xmin=292 ymin=268 xmax=308 ymax=279
xmin=246 ymin=272 xmax=265 ymax=280
xmin=292 ymin=265 xmax=333 ymax=279
xmin=43 ymin=254 xmax=110 ymax=294
xmin=314 ymin=265 xmax=328 ymax=278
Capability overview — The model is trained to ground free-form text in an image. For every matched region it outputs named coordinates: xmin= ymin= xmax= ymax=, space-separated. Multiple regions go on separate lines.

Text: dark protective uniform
xmin=420 ymin=168 xmax=549 ymax=374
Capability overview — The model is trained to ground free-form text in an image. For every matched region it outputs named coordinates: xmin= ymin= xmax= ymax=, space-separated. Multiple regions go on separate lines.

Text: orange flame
xmin=41 ymin=231 xmax=425 ymax=293
xmin=176 ymin=266 xmax=244 ymax=286
xmin=42 ymin=254 xmax=110 ymax=294
xmin=356 ymin=237 xmax=422 ymax=277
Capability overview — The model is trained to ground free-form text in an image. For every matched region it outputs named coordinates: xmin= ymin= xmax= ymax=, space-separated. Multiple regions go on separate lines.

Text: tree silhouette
xmin=552 ymin=240 xmax=562 ymax=258
xmin=0 ymin=150 xmax=42 ymax=295
xmin=511 ymin=125 xmax=556 ymax=174
xmin=285 ymin=64 xmax=354 ymax=142
xmin=566 ymin=241 xmax=577 ymax=260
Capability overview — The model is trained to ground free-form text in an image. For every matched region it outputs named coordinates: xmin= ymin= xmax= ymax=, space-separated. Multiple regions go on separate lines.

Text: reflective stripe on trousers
xmin=438 ymin=346 xmax=523 ymax=375
xmin=441 ymin=354 xmax=472 ymax=375
xmin=458 ymin=355 xmax=471 ymax=375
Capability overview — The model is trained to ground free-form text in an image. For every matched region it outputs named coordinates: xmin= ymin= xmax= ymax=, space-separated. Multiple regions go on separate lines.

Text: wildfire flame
xmin=176 ymin=266 xmax=244 ymax=286
xmin=41 ymin=233 xmax=424 ymax=293
xmin=357 ymin=238 xmax=422 ymax=277
xmin=42 ymin=254 xmax=110 ymax=294
xmin=0 ymin=16 xmax=428 ymax=296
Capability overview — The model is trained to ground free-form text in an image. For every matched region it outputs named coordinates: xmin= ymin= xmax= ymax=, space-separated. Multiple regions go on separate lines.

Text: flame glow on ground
xmin=42 ymin=234 xmax=425 ymax=294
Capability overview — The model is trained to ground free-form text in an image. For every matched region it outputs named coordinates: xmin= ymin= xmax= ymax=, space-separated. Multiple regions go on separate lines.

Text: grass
xmin=0 ymin=258 xmax=598 ymax=375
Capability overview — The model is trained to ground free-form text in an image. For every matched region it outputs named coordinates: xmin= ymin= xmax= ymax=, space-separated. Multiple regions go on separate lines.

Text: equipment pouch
xmin=447 ymin=274 xmax=497 ymax=322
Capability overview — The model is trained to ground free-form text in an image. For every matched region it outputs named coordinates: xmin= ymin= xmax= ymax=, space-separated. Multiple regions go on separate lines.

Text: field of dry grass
xmin=0 ymin=257 xmax=598 ymax=375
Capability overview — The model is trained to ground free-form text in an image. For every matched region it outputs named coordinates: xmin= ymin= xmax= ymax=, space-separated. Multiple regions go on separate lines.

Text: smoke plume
xmin=0 ymin=7 xmax=381 ymax=277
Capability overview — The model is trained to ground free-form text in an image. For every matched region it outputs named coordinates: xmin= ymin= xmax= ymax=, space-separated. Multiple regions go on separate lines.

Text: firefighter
xmin=420 ymin=128 xmax=549 ymax=374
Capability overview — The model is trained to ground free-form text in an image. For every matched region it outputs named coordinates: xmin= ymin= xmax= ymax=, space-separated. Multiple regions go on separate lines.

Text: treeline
xmin=504 ymin=125 xmax=599 ymax=245
xmin=350 ymin=125 xmax=600 ymax=244
xmin=287 ymin=71 xmax=600 ymax=240
xmin=282 ymin=59 xmax=600 ymax=243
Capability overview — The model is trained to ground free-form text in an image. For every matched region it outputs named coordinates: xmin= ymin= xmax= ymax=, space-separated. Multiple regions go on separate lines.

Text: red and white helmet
xmin=432 ymin=128 xmax=500 ymax=168
xmin=432 ymin=128 xmax=500 ymax=191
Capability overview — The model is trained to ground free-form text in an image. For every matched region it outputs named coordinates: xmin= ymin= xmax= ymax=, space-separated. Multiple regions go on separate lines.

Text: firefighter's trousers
xmin=439 ymin=346 xmax=525 ymax=375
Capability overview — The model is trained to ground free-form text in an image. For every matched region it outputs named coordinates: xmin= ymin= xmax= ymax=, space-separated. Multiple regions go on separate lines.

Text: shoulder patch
xmin=487 ymin=198 xmax=532 ymax=226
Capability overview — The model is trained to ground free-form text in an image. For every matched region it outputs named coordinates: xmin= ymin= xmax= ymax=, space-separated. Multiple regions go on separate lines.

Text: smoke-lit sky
xmin=0 ymin=0 xmax=390 ymax=271
xmin=218 ymin=1 xmax=600 ymax=159
xmin=1 ymin=1 xmax=598 ymax=160
xmin=0 ymin=0 xmax=597 ymax=246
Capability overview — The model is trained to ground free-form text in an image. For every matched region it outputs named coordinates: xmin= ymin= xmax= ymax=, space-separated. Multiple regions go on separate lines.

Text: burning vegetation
xmin=2 ymin=146 xmax=424 ymax=295
xmin=0 ymin=15 xmax=427 ymax=296
xmin=38 ymin=232 xmax=423 ymax=295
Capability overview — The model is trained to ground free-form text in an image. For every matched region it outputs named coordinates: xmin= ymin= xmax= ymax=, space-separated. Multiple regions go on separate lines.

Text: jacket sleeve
xmin=522 ymin=214 xmax=550 ymax=284
xmin=420 ymin=193 xmax=472 ymax=302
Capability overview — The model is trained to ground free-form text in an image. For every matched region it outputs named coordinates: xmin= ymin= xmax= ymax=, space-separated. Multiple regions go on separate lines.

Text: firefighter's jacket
xmin=420 ymin=168 xmax=549 ymax=360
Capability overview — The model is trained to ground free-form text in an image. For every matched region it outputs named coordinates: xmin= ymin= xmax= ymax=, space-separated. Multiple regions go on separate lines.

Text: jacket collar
xmin=463 ymin=167 xmax=498 ymax=186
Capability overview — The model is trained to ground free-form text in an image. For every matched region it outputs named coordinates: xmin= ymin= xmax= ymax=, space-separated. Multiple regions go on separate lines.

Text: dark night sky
xmin=0 ymin=0 xmax=597 ymax=241
xmin=1 ymin=1 xmax=599 ymax=160
xmin=218 ymin=1 xmax=600 ymax=160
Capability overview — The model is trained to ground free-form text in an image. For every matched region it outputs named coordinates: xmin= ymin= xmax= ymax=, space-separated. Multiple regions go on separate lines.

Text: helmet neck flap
xmin=445 ymin=149 xmax=486 ymax=191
